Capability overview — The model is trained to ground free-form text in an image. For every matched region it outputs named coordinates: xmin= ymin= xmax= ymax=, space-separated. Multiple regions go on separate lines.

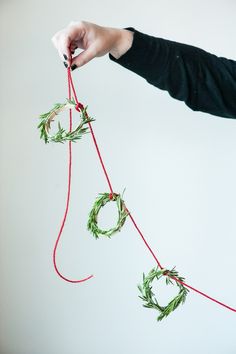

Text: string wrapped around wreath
xmin=38 ymin=97 xmax=94 ymax=143
xmin=138 ymin=266 xmax=189 ymax=321
xmin=87 ymin=192 xmax=129 ymax=239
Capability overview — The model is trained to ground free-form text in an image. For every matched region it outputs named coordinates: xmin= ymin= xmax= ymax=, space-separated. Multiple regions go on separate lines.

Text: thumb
xmin=70 ymin=45 xmax=98 ymax=69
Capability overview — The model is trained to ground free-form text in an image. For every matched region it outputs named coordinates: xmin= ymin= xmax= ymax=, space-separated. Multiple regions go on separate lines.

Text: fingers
xmin=51 ymin=33 xmax=66 ymax=62
xmin=51 ymin=21 xmax=84 ymax=67
xmin=70 ymin=44 xmax=98 ymax=70
xmin=51 ymin=21 xmax=113 ymax=70
xmin=59 ymin=34 xmax=73 ymax=65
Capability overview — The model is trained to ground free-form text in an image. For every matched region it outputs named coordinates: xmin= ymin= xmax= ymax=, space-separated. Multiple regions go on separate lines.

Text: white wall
xmin=1 ymin=0 xmax=236 ymax=353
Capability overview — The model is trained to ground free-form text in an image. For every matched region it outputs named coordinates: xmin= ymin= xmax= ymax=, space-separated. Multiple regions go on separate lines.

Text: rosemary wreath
xmin=38 ymin=97 xmax=94 ymax=143
xmin=138 ymin=266 xmax=189 ymax=321
xmin=87 ymin=192 xmax=129 ymax=239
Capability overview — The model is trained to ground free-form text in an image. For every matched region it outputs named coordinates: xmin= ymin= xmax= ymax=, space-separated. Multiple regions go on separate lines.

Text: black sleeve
xmin=109 ymin=27 xmax=236 ymax=119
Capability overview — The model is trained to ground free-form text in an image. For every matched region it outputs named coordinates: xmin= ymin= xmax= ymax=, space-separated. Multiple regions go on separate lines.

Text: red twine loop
xmin=52 ymin=66 xmax=236 ymax=314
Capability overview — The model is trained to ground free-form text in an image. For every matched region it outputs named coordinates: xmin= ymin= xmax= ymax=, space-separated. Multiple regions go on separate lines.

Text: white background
xmin=1 ymin=0 xmax=236 ymax=353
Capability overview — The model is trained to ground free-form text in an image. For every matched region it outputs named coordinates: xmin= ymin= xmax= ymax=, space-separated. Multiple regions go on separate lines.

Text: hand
xmin=51 ymin=20 xmax=134 ymax=70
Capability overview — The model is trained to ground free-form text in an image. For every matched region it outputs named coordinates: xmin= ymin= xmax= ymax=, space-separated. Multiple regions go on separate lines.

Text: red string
xmin=68 ymin=69 xmax=114 ymax=200
xmin=54 ymin=66 xmax=236 ymax=313
xmin=52 ymin=68 xmax=93 ymax=283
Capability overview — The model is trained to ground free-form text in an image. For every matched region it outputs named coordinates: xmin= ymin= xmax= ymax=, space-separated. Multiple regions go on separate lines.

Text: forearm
xmin=109 ymin=28 xmax=236 ymax=119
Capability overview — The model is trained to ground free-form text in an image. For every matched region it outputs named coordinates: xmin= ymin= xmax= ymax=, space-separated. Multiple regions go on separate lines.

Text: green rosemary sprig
xmin=138 ymin=266 xmax=189 ymax=321
xmin=87 ymin=191 xmax=129 ymax=239
xmin=37 ymin=98 xmax=95 ymax=143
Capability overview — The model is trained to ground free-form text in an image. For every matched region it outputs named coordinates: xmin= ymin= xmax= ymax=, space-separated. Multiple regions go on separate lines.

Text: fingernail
xmin=63 ymin=61 xmax=68 ymax=68
xmin=63 ymin=53 xmax=68 ymax=61
xmin=71 ymin=64 xmax=77 ymax=71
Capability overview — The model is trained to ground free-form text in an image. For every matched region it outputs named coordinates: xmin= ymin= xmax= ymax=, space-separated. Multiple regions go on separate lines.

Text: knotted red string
xmin=53 ymin=66 xmax=236 ymax=313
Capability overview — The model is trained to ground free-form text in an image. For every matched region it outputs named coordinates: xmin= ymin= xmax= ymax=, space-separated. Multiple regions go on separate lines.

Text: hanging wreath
xmin=138 ymin=266 xmax=189 ymax=321
xmin=38 ymin=97 xmax=94 ymax=143
xmin=87 ymin=192 xmax=129 ymax=239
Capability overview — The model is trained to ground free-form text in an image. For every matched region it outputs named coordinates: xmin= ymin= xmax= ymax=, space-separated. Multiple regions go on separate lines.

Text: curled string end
xmin=75 ymin=274 xmax=94 ymax=283
xmin=53 ymin=248 xmax=94 ymax=284
xmin=54 ymin=265 xmax=94 ymax=284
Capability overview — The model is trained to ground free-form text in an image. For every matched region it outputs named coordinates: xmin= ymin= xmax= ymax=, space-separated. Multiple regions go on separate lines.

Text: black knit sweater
xmin=109 ymin=28 xmax=236 ymax=119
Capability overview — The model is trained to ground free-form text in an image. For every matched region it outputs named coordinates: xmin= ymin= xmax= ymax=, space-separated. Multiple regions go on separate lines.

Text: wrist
xmin=109 ymin=28 xmax=134 ymax=59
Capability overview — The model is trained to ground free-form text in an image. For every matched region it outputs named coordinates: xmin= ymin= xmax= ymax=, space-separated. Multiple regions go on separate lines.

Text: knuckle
xmin=68 ymin=20 xmax=81 ymax=27
xmin=51 ymin=35 xmax=57 ymax=44
xmin=51 ymin=31 xmax=63 ymax=45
